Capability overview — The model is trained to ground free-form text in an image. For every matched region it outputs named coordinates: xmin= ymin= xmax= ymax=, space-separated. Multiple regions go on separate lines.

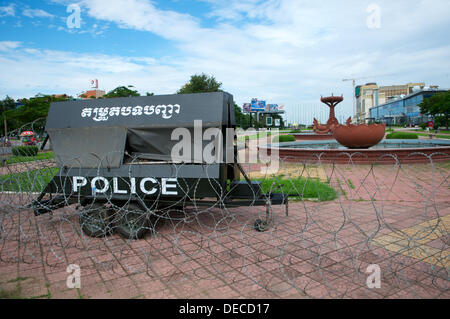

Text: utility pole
xmin=3 ymin=117 xmax=6 ymax=145
xmin=1 ymin=102 xmax=6 ymax=146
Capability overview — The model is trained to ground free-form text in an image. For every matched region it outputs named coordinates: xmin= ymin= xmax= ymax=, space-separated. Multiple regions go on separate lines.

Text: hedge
xmin=275 ymin=135 xmax=296 ymax=143
xmin=385 ymin=132 xmax=419 ymax=139
xmin=11 ymin=146 xmax=39 ymax=157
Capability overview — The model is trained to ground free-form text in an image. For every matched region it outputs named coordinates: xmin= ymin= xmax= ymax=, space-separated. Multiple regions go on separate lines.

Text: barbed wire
xmin=0 ymin=127 xmax=448 ymax=299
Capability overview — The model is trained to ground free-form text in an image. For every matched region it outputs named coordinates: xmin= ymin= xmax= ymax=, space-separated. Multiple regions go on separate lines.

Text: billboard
xmin=244 ymin=99 xmax=284 ymax=113
xmin=267 ymin=104 xmax=278 ymax=112
xmin=251 ymin=98 xmax=266 ymax=112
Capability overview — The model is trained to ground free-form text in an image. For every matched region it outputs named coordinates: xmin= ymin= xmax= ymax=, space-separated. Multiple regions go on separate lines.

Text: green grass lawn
xmin=255 ymin=177 xmax=337 ymax=201
xmin=5 ymin=152 xmax=54 ymax=165
xmin=0 ymin=167 xmax=59 ymax=192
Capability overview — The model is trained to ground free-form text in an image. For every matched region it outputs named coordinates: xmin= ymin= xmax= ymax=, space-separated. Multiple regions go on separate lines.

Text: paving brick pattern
xmin=0 ymin=159 xmax=449 ymax=299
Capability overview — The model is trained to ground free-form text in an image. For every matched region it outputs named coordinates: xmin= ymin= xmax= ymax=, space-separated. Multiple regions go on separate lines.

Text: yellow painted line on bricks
xmin=371 ymin=214 xmax=449 ymax=268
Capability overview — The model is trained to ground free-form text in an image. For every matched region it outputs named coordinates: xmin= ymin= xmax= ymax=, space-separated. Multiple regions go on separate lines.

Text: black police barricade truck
xmin=33 ymin=92 xmax=288 ymax=239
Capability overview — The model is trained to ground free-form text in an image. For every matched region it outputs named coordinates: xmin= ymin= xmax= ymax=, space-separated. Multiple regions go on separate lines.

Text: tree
xmin=0 ymin=96 xmax=16 ymax=114
xmin=176 ymin=75 xmax=256 ymax=128
xmin=177 ymin=73 xmax=222 ymax=94
xmin=146 ymin=92 xmax=154 ymax=96
xmin=0 ymin=96 xmax=16 ymax=139
xmin=234 ymin=103 xmax=252 ymax=129
xmin=104 ymin=85 xmax=140 ymax=98
xmin=0 ymin=95 xmax=67 ymax=135
xmin=419 ymin=91 xmax=450 ymax=129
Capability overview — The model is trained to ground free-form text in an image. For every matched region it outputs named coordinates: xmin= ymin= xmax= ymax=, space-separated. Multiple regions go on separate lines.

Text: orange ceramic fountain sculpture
xmin=333 ymin=118 xmax=386 ymax=149
xmin=313 ymin=95 xmax=386 ymax=148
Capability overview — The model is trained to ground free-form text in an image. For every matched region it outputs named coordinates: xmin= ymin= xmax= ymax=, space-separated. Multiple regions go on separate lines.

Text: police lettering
xmin=72 ymin=176 xmax=178 ymax=196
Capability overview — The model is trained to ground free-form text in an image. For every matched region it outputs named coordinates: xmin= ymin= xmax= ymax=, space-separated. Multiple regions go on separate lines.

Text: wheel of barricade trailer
xmin=115 ymin=203 xmax=150 ymax=240
xmin=79 ymin=202 xmax=113 ymax=238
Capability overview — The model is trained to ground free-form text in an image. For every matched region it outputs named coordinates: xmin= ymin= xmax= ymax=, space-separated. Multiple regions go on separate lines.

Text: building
xmin=379 ymin=83 xmax=425 ymax=98
xmin=369 ymin=88 xmax=448 ymax=125
xmin=78 ymin=89 xmax=105 ymax=99
xmin=355 ymin=83 xmax=379 ymax=123
xmin=78 ymin=79 xmax=106 ymax=99
xmin=355 ymin=82 xmax=425 ymax=123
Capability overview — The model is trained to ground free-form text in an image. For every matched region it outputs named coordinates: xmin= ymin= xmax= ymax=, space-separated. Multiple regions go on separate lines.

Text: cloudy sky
xmin=0 ymin=0 xmax=449 ymax=124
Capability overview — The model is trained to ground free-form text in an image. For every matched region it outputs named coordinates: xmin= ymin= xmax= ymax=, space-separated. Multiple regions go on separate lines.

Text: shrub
xmin=275 ymin=135 xmax=296 ymax=143
xmin=11 ymin=145 xmax=39 ymax=157
xmin=419 ymin=123 xmax=428 ymax=130
xmin=386 ymin=132 xmax=419 ymax=139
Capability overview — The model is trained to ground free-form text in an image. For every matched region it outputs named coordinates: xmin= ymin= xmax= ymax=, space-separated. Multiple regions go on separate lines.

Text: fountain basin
xmin=333 ymin=123 xmax=385 ymax=149
xmin=259 ymin=139 xmax=450 ymax=164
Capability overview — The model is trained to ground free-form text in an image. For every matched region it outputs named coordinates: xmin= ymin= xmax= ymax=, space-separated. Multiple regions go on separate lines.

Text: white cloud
xmin=0 ymin=3 xmax=15 ymax=17
xmin=0 ymin=41 xmax=21 ymax=51
xmin=0 ymin=44 xmax=189 ymax=99
xmin=2 ymin=0 xmax=450 ymax=124
xmin=22 ymin=8 xmax=55 ymax=19
xmin=81 ymin=0 xmax=200 ymax=41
